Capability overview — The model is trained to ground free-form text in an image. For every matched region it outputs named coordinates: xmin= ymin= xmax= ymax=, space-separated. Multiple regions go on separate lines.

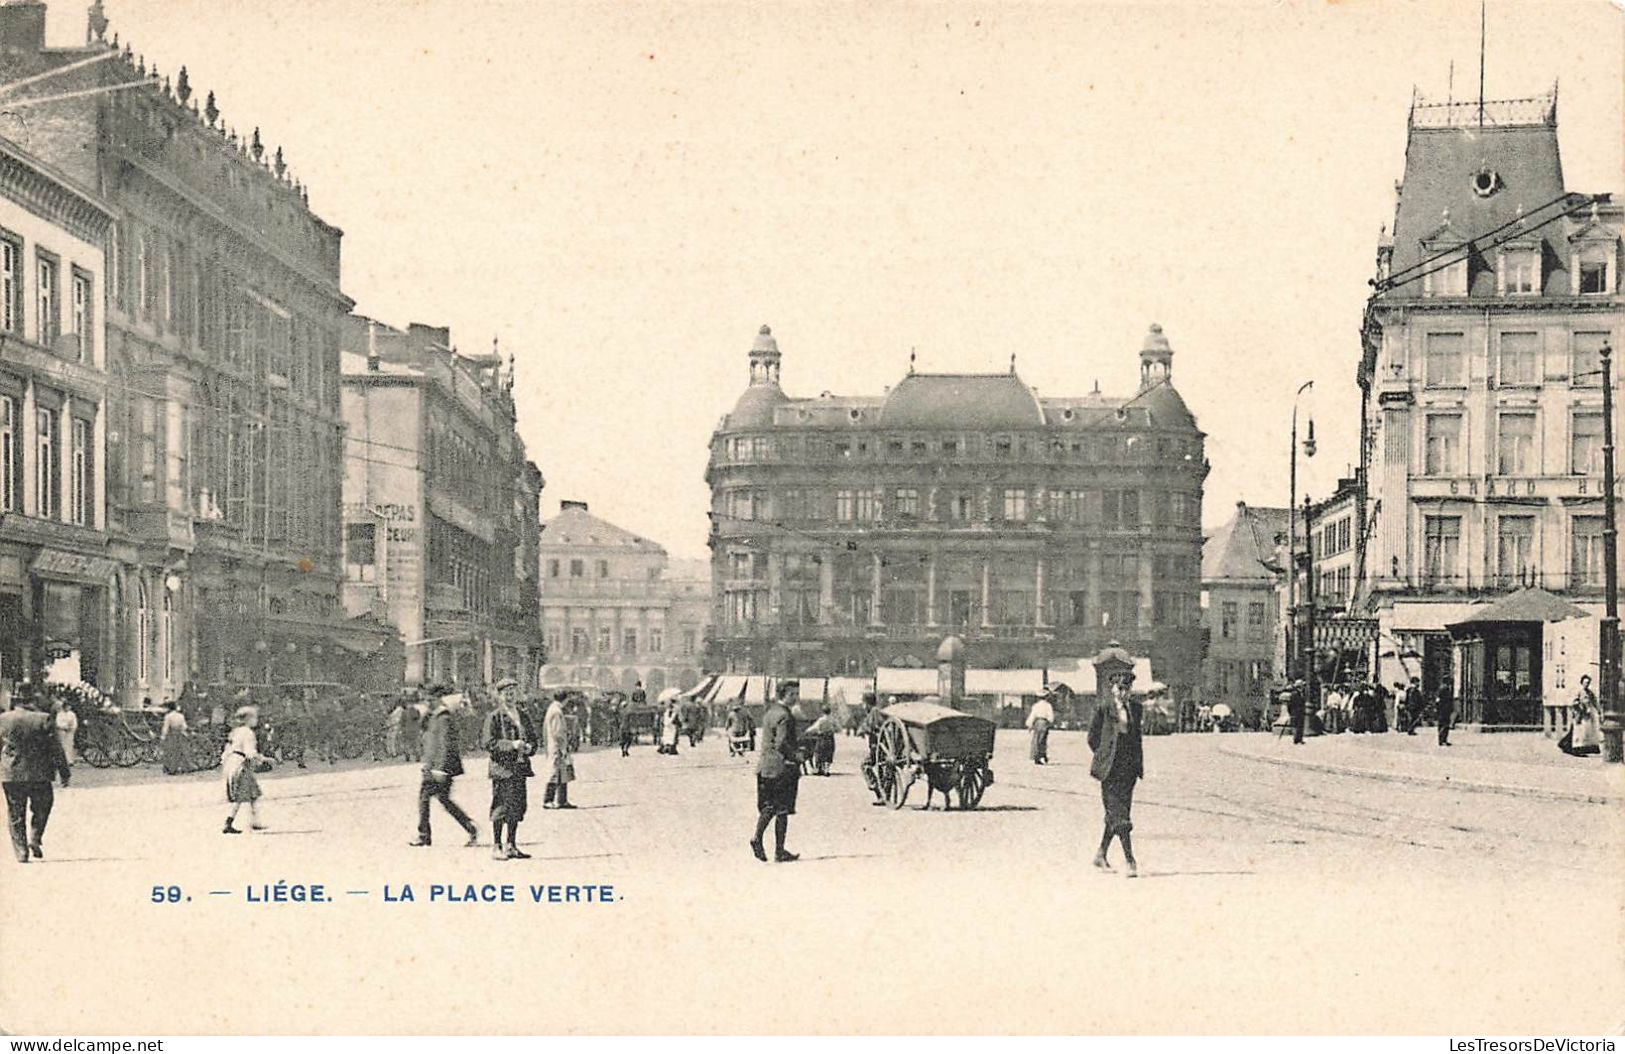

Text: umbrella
xmin=657 ymin=688 xmax=682 ymax=703
xmin=1210 ymin=703 xmax=1232 ymax=719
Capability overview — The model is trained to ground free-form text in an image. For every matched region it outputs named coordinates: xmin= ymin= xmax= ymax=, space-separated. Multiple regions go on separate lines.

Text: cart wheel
xmin=876 ymin=720 xmax=911 ymax=809
xmin=958 ymin=765 xmax=987 ymax=809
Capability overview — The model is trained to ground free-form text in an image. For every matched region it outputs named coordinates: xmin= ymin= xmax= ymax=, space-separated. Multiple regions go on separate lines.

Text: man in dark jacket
xmin=751 ymin=681 xmax=801 ymax=863
xmin=1088 ymin=675 xmax=1143 ymax=878
xmin=1 ymin=689 xmax=72 ymax=863
xmin=482 ymin=678 xmax=537 ymax=860
xmin=410 ymin=689 xmax=478 ymax=848
xmin=1435 ymin=680 xmax=1455 ymax=747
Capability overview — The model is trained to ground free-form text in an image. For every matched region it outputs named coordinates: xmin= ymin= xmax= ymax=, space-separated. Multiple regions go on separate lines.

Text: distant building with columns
xmin=704 ymin=323 xmax=1209 ymax=704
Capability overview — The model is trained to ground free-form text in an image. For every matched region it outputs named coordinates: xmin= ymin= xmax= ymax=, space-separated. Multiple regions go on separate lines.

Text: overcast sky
xmin=43 ymin=0 xmax=1624 ymax=560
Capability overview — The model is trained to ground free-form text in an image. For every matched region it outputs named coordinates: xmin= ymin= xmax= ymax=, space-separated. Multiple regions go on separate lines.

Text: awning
xmin=1047 ymin=656 xmax=1159 ymax=695
xmin=875 ymin=667 xmax=938 ymax=694
xmin=795 ymin=677 xmax=829 ymax=703
xmin=678 ymin=674 xmax=718 ymax=701
xmin=1390 ymin=601 xmax=1482 ymax=632
xmin=31 ymin=550 xmax=117 ymax=585
xmin=707 ymin=675 xmax=748 ymax=705
xmin=964 ymin=669 xmax=1045 ymax=696
xmin=826 ymin=677 xmax=872 ymax=708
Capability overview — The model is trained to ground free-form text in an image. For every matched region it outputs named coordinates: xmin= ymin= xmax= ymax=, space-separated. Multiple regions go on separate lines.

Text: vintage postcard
xmin=0 ymin=0 xmax=1621 ymax=1038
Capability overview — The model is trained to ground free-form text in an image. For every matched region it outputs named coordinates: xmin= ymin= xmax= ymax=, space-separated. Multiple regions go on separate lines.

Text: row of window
xmin=544 ymin=626 xmax=694 ymax=657
xmin=1210 ymin=659 xmax=1273 ymax=698
xmin=1420 ymin=244 xmax=1614 ymax=298
xmin=1421 ymin=513 xmax=1613 ymax=588
xmin=1421 ymin=408 xmax=1612 ymax=476
xmin=1416 ymin=330 xmax=1613 ymax=388
xmin=721 ymin=585 xmax=1202 ymax=632
xmin=724 ymin=486 xmax=1199 ymax=528
xmin=720 ymin=431 xmax=1201 ymax=464
xmin=0 ymin=233 xmax=94 ymax=360
xmin=1315 ymin=516 xmax=1354 ymax=558
xmin=731 ymin=550 xmax=1201 ymax=587
xmin=0 ymin=391 xmax=95 ymax=526
xmin=1317 ymin=566 xmax=1355 ymax=602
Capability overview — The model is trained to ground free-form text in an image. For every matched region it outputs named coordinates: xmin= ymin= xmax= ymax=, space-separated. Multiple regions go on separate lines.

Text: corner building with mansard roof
xmin=1357 ymin=89 xmax=1623 ymax=723
xmin=705 ymin=323 xmax=1208 ymax=704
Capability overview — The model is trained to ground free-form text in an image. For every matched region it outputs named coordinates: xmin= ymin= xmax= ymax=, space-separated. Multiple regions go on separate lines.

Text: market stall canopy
xmin=1445 ymin=587 xmax=1591 ymax=636
xmin=794 ymin=677 xmax=829 ymax=703
xmin=1047 ymin=656 xmax=1161 ymax=695
xmin=874 ymin=667 xmax=938 ymax=694
xmin=707 ymin=674 xmax=748 ymax=705
xmin=964 ymin=669 xmax=1045 ymax=696
xmin=678 ymin=674 xmax=718 ymax=701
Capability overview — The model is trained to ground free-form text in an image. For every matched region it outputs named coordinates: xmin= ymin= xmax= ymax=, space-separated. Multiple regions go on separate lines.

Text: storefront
xmin=1446 ymin=588 xmax=1591 ymax=729
xmin=0 ymin=543 xmax=116 ymax=688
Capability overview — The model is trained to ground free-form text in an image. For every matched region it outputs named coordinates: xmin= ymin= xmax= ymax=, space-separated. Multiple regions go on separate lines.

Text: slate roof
xmin=877 ymin=372 xmax=1047 ymax=429
xmin=1387 ymin=118 xmax=1569 ymax=296
xmin=1202 ymin=503 xmax=1290 ymax=582
xmin=540 ymin=505 xmax=665 ymax=553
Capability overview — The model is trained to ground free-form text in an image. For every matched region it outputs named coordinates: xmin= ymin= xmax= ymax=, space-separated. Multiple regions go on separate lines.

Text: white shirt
xmin=1026 ymin=700 xmax=1055 ymax=727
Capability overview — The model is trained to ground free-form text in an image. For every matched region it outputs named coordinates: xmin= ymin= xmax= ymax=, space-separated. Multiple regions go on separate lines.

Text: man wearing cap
xmin=482 ymin=678 xmax=538 ymax=859
xmin=750 ymin=681 xmax=801 ymax=862
xmin=1 ymin=688 xmax=72 ymax=863
xmin=410 ymin=688 xmax=479 ymax=848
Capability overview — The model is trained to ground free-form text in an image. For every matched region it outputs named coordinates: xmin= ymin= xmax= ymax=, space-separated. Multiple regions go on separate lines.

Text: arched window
xmin=135 ymin=577 xmax=150 ymax=684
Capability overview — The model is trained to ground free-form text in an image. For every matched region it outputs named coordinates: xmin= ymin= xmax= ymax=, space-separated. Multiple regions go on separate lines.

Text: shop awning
xmin=795 ymin=677 xmax=829 ymax=703
xmin=30 ymin=550 xmax=117 ymax=585
xmin=875 ymin=667 xmax=938 ymax=694
xmin=1390 ymin=601 xmax=1483 ymax=632
xmin=964 ymin=669 xmax=1045 ymax=696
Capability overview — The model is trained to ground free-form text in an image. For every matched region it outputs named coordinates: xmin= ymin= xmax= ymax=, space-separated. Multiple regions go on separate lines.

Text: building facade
xmin=1200 ymin=501 xmax=1287 ymax=726
xmin=341 ymin=318 xmax=544 ymax=689
xmin=1357 ymin=89 xmax=1623 ymax=708
xmin=705 ymin=323 xmax=1208 ymax=703
xmin=0 ymin=132 xmax=114 ymax=687
xmin=3 ymin=2 xmax=393 ymax=701
xmin=537 ymin=501 xmax=712 ymax=697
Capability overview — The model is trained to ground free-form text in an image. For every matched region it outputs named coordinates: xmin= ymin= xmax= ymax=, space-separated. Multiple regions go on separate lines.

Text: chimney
xmin=561 ymin=500 xmax=588 ymax=513
xmin=0 ymin=1 xmax=47 ymax=53
xmin=366 ymin=319 xmax=380 ymax=372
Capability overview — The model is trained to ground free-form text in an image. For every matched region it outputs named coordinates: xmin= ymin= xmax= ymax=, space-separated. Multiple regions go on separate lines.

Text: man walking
xmin=1026 ymin=691 xmax=1055 ymax=764
xmin=1435 ymin=679 xmax=1455 ymax=747
xmin=751 ymin=681 xmax=801 ymax=862
xmin=1 ymin=687 xmax=72 ymax=863
xmin=1287 ymin=680 xmax=1307 ymax=745
xmin=543 ymin=691 xmax=577 ymax=809
xmin=482 ymin=678 xmax=537 ymax=860
xmin=410 ymin=689 xmax=478 ymax=848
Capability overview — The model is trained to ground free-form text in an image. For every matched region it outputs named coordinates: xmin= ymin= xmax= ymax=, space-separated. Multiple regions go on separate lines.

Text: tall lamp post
xmin=1287 ymin=382 xmax=1317 ymax=682
xmin=1600 ymin=341 xmax=1622 ymax=763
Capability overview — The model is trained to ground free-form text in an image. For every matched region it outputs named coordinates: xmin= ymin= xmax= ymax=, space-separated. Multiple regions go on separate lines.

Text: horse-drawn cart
xmin=863 ymin=701 xmax=996 ymax=810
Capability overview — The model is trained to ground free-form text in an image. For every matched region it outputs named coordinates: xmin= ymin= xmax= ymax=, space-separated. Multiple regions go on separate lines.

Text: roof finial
xmin=908 ymin=347 xmax=916 ymax=375
xmin=1009 ymin=353 xmax=1016 ymax=375
xmin=273 ymin=146 xmax=285 ymax=178
xmin=175 ymin=66 xmax=191 ymax=105
xmin=250 ymin=127 xmax=264 ymax=162
xmin=88 ymin=1 xmax=108 ymax=43
xmin=204 ymin=90 xmax=217 ymax=127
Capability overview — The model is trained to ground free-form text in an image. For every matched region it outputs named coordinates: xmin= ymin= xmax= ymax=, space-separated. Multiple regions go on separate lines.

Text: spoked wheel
xmin=877 ymin=719 xmax=913 ymax=809
xmin=957 ymin=764 xmax=987 ymax=810
xmin=112 ymin=733 xmax=145 ymax=768
xmin=80 ymin=726 xmax=114 ymax=769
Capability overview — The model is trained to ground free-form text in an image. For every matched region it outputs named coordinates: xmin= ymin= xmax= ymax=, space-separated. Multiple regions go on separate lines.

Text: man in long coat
xmin=751 ymin=681 xmax=802 ymax=862
xmin=1088 ymin=676 xmax=1143 ymax=878
xmin=1 ymin=689 xmax=72 ymax=863
xmin=482 ymin=678 xmax=538 ymax=859
xmin=410 ymin=690 xmax=478 ymax=847
xmin=543 ymin=691 xmax=577 ymax=809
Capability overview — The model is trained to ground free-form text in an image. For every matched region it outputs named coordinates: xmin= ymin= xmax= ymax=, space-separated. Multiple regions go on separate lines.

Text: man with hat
xmin=410 ymin=687 xmax=479 ymax=848
xmin=482 ymin=678 xmax=537 ymax=859
xmin=1 ymin=686 xmax=72 ymax=863
xmin=751 ymin=680 xmax=802 ymax=862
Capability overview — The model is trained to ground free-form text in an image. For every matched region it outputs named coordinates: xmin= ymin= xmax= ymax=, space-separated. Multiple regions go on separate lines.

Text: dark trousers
xmin=543 ymin=780 xmax=570 ymax=806
xmin=4 ymin=781 xmax=54 ymax=856
xmin=1289 ymin=707 xmax=1306 ymax=744
xmin=1438 ymin=714 xmax=1452 ymax=745
xmin=417 ymin=775 xmax=474 ymax=841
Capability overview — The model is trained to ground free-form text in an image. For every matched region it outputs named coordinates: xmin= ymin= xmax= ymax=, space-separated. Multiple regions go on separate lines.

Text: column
xmin=926 ymin=555 xmax=938 ymax=628
xmin=869 ymin=551 xmax=884 ymax=627
xmin=980 ymin=558 xmax=992 ymax=628
xmin=1138 ymin=548 xmax=1155 ymax=634
xmin=1035 ymin=556 xmax=1047 ymax=627
xmin=1087 ymin=545 xmax=1102 ymax=638
xmin=818 ymin=549 xmax=835 ymax=625
xmin=767 ymin=552 xmax=783 ymax=626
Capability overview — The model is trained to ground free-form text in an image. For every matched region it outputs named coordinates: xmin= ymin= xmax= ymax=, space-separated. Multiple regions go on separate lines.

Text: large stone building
xmin=705 ymin=323 xmax=1208 ymax=702
xmin=1357 ymin=88 xmax=1622 ymax=719
xmin=2 ymin=2 xmax=392 ymax=701
xmin=1200 ymin=502 xmax=1287 ymax=727
xmin=341 ymin=318 xmax=544 ymax=689
xmin=537 ymin=501 xmax=713 ymax=696
xmin=0 ymin=132 xmax=115 ymax=687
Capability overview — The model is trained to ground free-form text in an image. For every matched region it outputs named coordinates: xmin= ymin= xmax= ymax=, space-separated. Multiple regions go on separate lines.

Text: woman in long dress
xmin=159 ymin=701 xmax=189 ymax=775
xmin=659 ymin=702 xmax=681 ymax=755
xmin=221 ymin=706 xmax=267 ymax=833
xmin=53 ymin=697 xmax=79 ymax=765
xmin=1561 ymin=678 xmax=1602 ymax=757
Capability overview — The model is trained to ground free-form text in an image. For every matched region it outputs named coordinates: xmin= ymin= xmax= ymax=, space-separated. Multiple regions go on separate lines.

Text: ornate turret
xmin=1139 ymin=322 xmax=1173 ymax=389
xmin=748 ymin=323 xmax=781 ymax=387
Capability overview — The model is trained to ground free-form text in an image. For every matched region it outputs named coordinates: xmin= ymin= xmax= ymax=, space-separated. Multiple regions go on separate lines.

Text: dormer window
xmin=1425 ymin=257 xmax=1468 ymax=297
xmin=1422 ymin=210 xmax=1468 ymax=297
xmin=1498 ymin=247 xmax=1539 ymax=295
xmin=1578 ymin=249 xmax=1611 ymax=294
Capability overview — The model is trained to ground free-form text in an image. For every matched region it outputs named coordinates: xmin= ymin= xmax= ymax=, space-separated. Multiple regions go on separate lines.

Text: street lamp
xmin=1600 ymin=341 xmax=1622 ymax=763
xmin=1287 ymin=381 xmax=1316 ymax=683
